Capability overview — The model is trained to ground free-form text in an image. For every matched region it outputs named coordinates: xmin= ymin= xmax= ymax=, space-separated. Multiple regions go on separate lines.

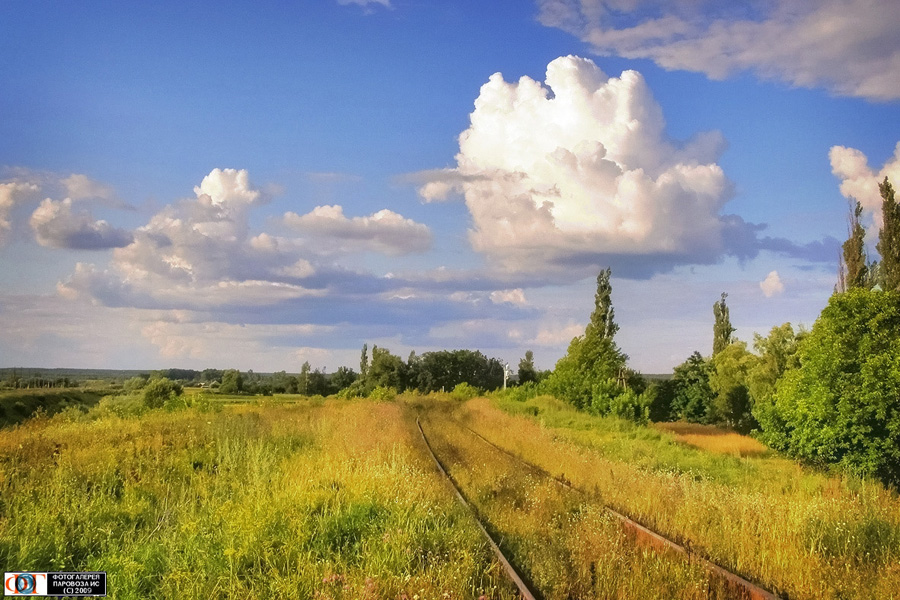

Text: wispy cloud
xmin=536 ymin=0 xmax=900 ymax=101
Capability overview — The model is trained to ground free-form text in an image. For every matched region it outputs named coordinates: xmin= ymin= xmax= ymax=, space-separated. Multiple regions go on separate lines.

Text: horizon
xmin=2 ymin=0 xmax=899 ymax=373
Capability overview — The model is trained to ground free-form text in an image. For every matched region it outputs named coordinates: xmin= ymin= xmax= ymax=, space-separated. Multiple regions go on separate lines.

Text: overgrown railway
xmin=416 ymin=412 xmax=782 ymax=600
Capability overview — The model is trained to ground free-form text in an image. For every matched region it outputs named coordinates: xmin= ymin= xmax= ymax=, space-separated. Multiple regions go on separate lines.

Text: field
xmin=1 ymin=392 xmax=899 ymax=599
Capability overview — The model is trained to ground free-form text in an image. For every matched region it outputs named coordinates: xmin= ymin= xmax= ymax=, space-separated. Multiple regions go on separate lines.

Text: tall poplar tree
xmin=839 ymin=200 xmax=868 ymax=291
xmin=544 ymin=268 xmax=626 ymax=409
xmin=877 ymin=177 xmax=900 ymax=291
xmin=713 ymin=292 xmax=735 ymax=356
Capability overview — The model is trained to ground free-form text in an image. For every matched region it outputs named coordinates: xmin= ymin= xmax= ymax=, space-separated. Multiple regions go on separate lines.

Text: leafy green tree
xmin=712 ymin=292 xmax=735 ymax=356
xmin=123 ymin=376 xmax=148 ymax=394
xmin=142 ymin=378 xmax=183 ymax=409
xmin=709 ymin=341 xmax=755 ymax=432
xmin=839 ymin=200 xmax=868 ymax=291
xmin=299 ymin=361 xmax=311 ymax=395
xmin=415 ymin=349 xmax=503 ymax=392
xmin=219 ymin=369 xmax=243 ymax=394
xmin=758 ymin=288 xmax=900 ymax=485
xmin=367 ymin=346 xmax=404 ymax=390
xmin=360 ymin=343 xmax=369 ymax=379
xmin=644 ymin=379 xmax=677 ymax=422
xmin=201 ymin=368 xmax=224 ymax=383
xmin=517 ymin=350 xmax=538 ymax=385
xmin=671 ymin=352 xmax=714 ymax=423
xmin=747 ymin=323 xmax=804 ymax=420
xmin=544 ymin=269 xmax=627 ymax=410
xmin=329 ymin=366 xmax=357 ymax=393
xmin=877 ymin=177 xmax=900 ymax=291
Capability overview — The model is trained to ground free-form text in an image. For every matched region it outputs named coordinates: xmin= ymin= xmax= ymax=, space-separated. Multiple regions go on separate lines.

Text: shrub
xmin=758 ymin=289 xmax=900 ymax=486
xmin=368 ymin=385 xmax=397 ymax=402
xmin=450 ymin=382 xmax=480 ymax=401
xmin=142 ymin=378 xmax=184 ymax=409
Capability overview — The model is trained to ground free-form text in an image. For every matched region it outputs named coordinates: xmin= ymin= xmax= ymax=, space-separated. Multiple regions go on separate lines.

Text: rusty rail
xmin=415 ymin=417 xmax=538 ymax=600
xmin=463 ymin=424 xmax=781 ymax=600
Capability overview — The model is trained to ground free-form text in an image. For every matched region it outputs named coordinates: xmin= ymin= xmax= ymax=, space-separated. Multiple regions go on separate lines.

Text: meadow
xmin=2 ymin=391 xmax=899 ymax=599
xmin=462 ymin=394 xmax=900 ymax=599
xmin=0 ymin=397 xmax=517 ymax=599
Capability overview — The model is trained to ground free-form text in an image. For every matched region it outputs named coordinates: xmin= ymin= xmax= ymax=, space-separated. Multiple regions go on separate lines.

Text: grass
xmin=653 ymin=422 xmax=769 ymax=458
xmin=0 ymin=398 xmax=517 ymax=599
xmin=0 ymin=388 xmax=104 ymax=428
xmin=419 ymin=400 xmax=725 ymax=599
xmin=463 ymin=394 xmax=900 ymax=600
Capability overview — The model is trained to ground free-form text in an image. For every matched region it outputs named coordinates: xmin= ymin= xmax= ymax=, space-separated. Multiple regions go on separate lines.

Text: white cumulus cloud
xmin=490 ymin=289 xmax=528 ymax=306
xmin=0 ymin=181 xmax=40 ymax=244
xmin=417 ymin=55 xmax=739 ymax=275
xmin=760 ymin=270 xmax=785 ymax=298
xmin=284 ymin=204 xmax=432 ymax=255
xmin=830 ymin=142 xmax=900 ymax=228
xmin=30 ymin=198 xmax=133 ymax=249
xmin=537 ymin=0 xmax=900 ymax=101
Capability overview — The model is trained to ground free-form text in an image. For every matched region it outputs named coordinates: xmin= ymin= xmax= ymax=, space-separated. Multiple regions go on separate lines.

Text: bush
xmin=758 ymin=289 xmax=900 ymax=486
xmin=450 ymin=382 xmax=480 ymax=401
xmin=368 ymin=386 xmax=397 ymax=402
xmin=142 ymin=378 xmax=184 ymax=409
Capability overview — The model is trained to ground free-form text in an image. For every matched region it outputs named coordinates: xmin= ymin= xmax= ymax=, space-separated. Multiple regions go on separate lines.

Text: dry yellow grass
xmin=653 ymin=422 xmax=769 ymax=458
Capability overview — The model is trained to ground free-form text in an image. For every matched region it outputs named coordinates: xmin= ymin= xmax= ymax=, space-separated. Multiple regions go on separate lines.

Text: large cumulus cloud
xmin=830 ymin=142 xmax=900 ymax=228
xmin=537 ymin=0 xmax=900 ymax=101
xmin=418 ymin=56 xmax=774 ymax=276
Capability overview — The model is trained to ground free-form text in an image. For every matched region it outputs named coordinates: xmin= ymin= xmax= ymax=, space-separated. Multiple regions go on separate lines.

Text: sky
xmin=1 ymin=0 xmax=899 ymax=374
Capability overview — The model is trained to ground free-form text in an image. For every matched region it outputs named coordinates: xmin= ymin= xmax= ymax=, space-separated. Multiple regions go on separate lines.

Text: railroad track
xmin=416 ymin=412 xmax=782 ymax=600
xmin=416 ymin=416 xmax=538 ymax=600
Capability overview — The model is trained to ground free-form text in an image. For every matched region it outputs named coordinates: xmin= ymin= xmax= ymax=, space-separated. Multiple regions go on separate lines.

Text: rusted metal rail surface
xmin=415 ymin=417 xmax=538 ymax=600
xmin=463 ymin=424 xmax=781 ymax=600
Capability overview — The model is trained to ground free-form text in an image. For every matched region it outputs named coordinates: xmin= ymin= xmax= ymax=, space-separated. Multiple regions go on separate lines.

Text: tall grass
xmin=419 ymin=401 xmax=724 ymax=599
xmin=0 ymin=400 xmax=517 ymax=599
xmin=463 ymin=395 xmax=900 ymax=599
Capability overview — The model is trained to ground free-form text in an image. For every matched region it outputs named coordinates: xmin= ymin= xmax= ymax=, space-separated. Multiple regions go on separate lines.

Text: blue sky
xmin=1 ymin=0 xmax=899 ymax=373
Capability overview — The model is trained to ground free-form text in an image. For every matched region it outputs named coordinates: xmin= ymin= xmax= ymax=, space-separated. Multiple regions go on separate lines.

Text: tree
xmin=517 ymin=350 xmax=538 ymax=385
xmin=671 ymin=352 xmax=714 ymax=423
xmin=299 ymin=361 xmax=311 ymax=395
xmin=747 ymin=323 xmax=804 ymax=420
xmin=713 ymin=293 xmax=735 ymax=356
xmin=709 ymin=341 xmax=755 ymax=432
xmin=838 ymin=200 xmax=868 ymax=291
xmin=329 ymin=366 xmax=357 ymax=393
xmin=877 ymin=177 xmax=900 ymax=291
xmin=415 ymin=350 xmax=504 ymax=393
xmin=544 ymin=268 xmax=627 ymax=410
xmin=367 ymin=346 xmax=404 ymax=390
xmin=220 ymin=369 xmax=243 ymax=394
xmin=360 ymin=343 xmax=369 ymax=379
xmin=758 ymin=288 xmax=900 ymax=485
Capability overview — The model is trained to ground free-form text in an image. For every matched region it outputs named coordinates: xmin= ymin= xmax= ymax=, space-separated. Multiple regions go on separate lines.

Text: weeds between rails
xmin=460 ymin=395 xmax=900 ymax=600
xmin=418 ymin=406 xmax=729 ymax=599
xmin=454 ymin=419 xmax=778 ymax=600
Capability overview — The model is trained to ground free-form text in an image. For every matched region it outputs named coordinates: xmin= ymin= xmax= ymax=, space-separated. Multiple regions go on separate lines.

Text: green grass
xmin=0 ymin=399 xmax=517 ymax=599
xmin=467 ymin=394 xmax=900 ymax=599
xmin=0 ymin=389 xmax=104 ymax=428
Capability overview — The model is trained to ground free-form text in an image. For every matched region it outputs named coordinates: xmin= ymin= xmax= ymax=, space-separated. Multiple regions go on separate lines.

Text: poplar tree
xmin=713 ymin=292 xmax=735 ymax=356
xmin=587 ymin=268 xmax=618 ymax=340
xmin=360 ymin=343 xmax=368 ymax=379
xmin=877 ymin=177 xmax=900 ymax=291
xmin=839 ymin=200 xmax=868 ymax=291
